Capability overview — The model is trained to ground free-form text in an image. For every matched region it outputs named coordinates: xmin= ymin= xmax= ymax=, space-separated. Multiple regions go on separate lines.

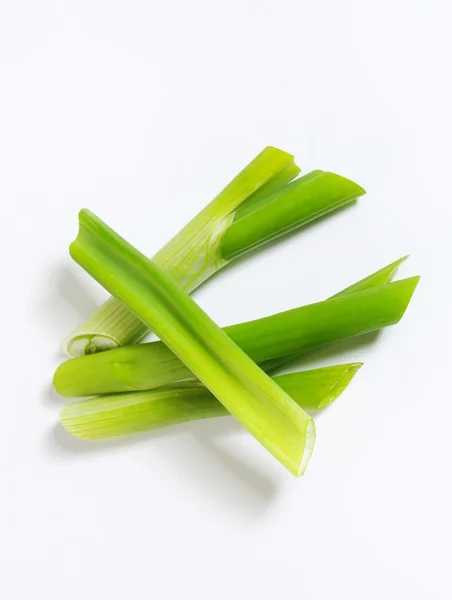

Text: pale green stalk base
xmin=70 ymin=209 xmax=316 ymax=476
xmin=61 ymin=364 xmax=362 ymax=441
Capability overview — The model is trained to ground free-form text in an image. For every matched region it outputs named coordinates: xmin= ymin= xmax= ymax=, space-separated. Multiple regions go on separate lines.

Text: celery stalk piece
xmin=54 ymin=264 xmax=418 ymax=398
xmin=69 ymin=210 xmax=316 ymax=476
xmin=60 ymin=364 xmax=362 ymax=441
xmin=61 ymin=148 xmax=365 ymax=357
xmin=220 ymin=170 xmax=365 ymax=260
xmin=261 ymin=255 xmax=410 ymax=373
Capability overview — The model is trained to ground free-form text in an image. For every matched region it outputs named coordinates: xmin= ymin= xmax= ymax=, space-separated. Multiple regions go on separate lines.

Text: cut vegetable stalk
xmin=61 ymin=364 xmax=362 ymax=441
xmin=54 ymin=258 xmax=418 ymax=398
xmin=69 ymin=209 xmax=316 ymax=476
xmin=220 ymin=169 xmax=364 ymax=260
xmin=62 ymin=147 xmax=365 ymax=356
xmin=261 ymin=255 xmax=410 ymax=373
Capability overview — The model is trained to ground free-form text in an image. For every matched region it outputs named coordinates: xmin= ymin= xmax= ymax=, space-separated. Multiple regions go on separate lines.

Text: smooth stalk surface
xmin=220 ymin=170 xmax=365 ymax=260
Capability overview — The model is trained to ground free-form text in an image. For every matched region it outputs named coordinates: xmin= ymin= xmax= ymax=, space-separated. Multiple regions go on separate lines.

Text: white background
xmin=1 ymin=1 xmax=451 ymax=598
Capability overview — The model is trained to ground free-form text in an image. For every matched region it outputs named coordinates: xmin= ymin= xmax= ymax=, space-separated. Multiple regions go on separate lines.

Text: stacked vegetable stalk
xmin=53 ymin=147 xmax=419 ymax=476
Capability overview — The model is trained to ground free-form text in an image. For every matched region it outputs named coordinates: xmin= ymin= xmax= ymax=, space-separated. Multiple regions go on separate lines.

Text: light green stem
xmin=262 ymin=255 xmax=409 ymax=373
xmin=61 ymin=364 xmax=362 ymax=441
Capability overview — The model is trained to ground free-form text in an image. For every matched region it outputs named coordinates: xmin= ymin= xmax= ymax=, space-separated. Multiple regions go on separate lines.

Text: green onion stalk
xmin=61 ymin=364 xmax=362 ymax=441
xmin=54 ymin=256 xmax=418 ymax=398
xmin=61 ymin=147 xmax=365 ymax=357
xmin=69 ymin=210 xmax=321 ymax=476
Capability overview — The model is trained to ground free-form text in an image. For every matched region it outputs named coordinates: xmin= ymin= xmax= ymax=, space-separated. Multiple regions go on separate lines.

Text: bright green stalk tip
xmin=220 ymin=171 xmax=366 ymax=260
xmin=277 ymin=362 xmax=363 ymax=410
xmin=329 ymin=255 xmax=409 ymax=299
xmin=231 ymin=275 xmax=420 ymax=361
xmin=60 ymin=364 xmax=362 ymax=441
xmin=69 ymin=209 xmax=315 ymax=476
xmin=317 ymin=362 xmax=362 ymax=408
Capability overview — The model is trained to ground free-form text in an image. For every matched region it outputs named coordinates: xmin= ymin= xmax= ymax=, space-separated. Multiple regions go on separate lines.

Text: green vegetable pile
xmin=53 ymin=146 xmax=419 ymax=476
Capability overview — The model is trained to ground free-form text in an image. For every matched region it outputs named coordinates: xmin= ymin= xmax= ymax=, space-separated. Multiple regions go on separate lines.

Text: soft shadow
xmin=34 ymin=263 xmax=102 ymax=337
xmin=43 ymin=421 xmax=183 ymax=458
xmin=41 ymin=382 xmax=64 ymax=408
xmin=44 ymin=417 xmax=282 ymax=516
xmin=57 ymin=266 xmax=100 ymax=318
xmin=191 ymin=418 xmax=278 ymax=500
xmin=155 ymin=417 xmax=282 ymax=517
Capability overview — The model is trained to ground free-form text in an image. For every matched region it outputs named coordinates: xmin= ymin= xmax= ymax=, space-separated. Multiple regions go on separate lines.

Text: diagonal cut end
xmin=297 ymin=419 xmax=316 ymax=476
